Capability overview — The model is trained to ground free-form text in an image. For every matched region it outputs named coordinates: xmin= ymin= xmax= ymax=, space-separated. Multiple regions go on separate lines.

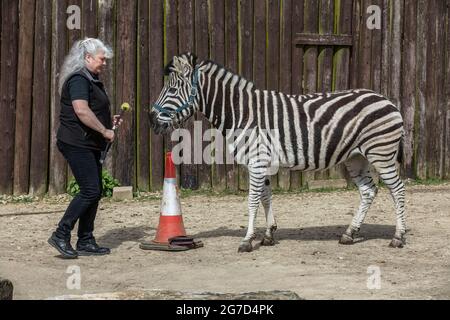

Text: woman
xmin=48 ymin=38 xmax=122 ymax=259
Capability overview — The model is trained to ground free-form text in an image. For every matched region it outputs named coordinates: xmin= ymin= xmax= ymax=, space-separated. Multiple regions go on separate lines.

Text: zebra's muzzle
xmin=149 ymin=110 xmax=174 ymax=135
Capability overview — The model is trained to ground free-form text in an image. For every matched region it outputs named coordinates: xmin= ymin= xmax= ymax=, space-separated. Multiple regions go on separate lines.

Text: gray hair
xmin=58 ymin=38 xmax=113 ymax=94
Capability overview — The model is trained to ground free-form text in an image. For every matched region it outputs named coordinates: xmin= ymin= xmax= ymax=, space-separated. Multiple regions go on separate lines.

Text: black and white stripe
xmin=150 ymin=53 xmax=406 ymax=252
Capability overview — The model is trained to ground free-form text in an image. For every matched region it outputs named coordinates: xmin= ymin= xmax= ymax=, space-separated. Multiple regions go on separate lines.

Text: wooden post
xmin=445 ymin=0 xmax=450 ymax=179
xmin=302 ymin=0 xmax=319 ymax=187
xmin=137 ymin=0 xmax=151 ymax=191
xmin=178 ymin=0 xmax=197 ymax=190
xmin=49 ymin=0 xmax=68 ymax=195
xmin=280 ymin=0 xmax=294 ymax=190
xmin=13 ymin=0 xmax=35 ymax=195
xmin=238 ymin=0 xmax=254 ymax=192
xmin=315 ymin=0 xmax=334 ymax=181
xmin=82 ymin=0 xmax=97 ymax=38
xmin=371 ymin=0 xmax=382 ymax=93
xmin=425 ymin=1 xmax=438 ymax=179
xmin=98 ymin=0 xmax=115 ymax=175
xmin=210 ymin=0 xmax=227 ymax=192
xmin=400 ymin=0 xmax=417 ymax=179
xmin=115 ymin=0 xmax=137 ymax=186
xmin=149 ymin=0 xmax=165 ymax=190
xmin=330 ymin=0 xmax=353 ymax=182
xmin=290 ymin=0 xmax=304 ymax=189
xmin=30 ymin=0 xmax=52 ymax=195
xmin=380 ymin=0 xmax=390 ymax=97
xmin=268 ymin=0 xmax=285 ymax=189
xmin=225 ymin=0 xmax=239 ymax=192
xmin=195 ymin=0 xmax=211 ymax=190
xmin=0 ymin=1 xmax=19 ymax=195
xmin=389 ymin=0 xmax=403 ymax=108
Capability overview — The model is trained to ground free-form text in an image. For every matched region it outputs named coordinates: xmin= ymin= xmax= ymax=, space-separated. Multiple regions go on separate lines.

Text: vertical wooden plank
xmin=210 ymin=0 xmax=227 ymax=191
xmin=225 ymin=0 xmax=239 ymax=191
xmin=400 ymin=0 xmax=416 ymax=179
xmin=0 ymin=1 xmax=19 ymax=195
xmin=66 ymin=0 xmax=82 ymax=184
xmin=437 ymin=0 xmax=447 ymax=179
xmin=149 ymin=0 xmax=164 ymax=190
xmin=195 ymin=0 xmax=211 ymax=190
xmin=67 ymin=0 xmax=82 ymax=44
xmin=425 ymin=1 xmax=438 ymax=179
xmin=137 ymin=0 xmax=150 ymax=191
xmin=290 ymin=0 xmax=304 ymax=189
xmin=302 ymin=0 xmax=319 ymax=187
xmin=445 ymin=0 xmax=450 ymax=179
xmin=165 ymin=0 xmax=178 ymax=183
xmin=253 ymin=0 xmax=267 ymax=186
xmin=30 ymin=0 xmax=52 ymax=195
xmin=13 ymin=0 xmax=35 ymax=195
xmin=357 ymin=0 xmax=372 ymax=89
xmin=389 ymin=0 xmax=403 ymax=107
xmin=267 ymin=0 xmax=283 ymax=189
xmin=178 ymin=0 xmax=197 ymax=190
xmin=98 ymin=0 xmax=115 ymax=175
xmin=318 ymin=0 xmax=334 ymax=93
xmin=371 ymin=0 xmax=382 ymax=93
xmin=280 ymin=0 xmax=294 ymax=190
xmin=82 ymin=0 xmax=98 ymax=38
xmin=380 ymin=0 xmax=390 ymax=97
xmin=49 ymin=0 xmax=68 ymax=195
xmin=415 ymin=0 xmax=428 ymax=180
xmin=315 ymin=0 xmax=334 ymax=181
xmin=349 ymin=0 xmax=361 ymax=89
xmin=238 ymin=0 xmax=254 ymax=191
xmin=253 ymin=0 xmax=266 ymax=89
xmin=115 ymin=0 xmax=137 ymax=186
xmin=330 ymin=0 xmax=352 ymax=181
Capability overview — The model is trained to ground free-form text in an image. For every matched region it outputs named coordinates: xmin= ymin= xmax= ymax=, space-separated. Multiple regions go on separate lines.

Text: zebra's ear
xmin=164 ymin=59 xmax=174 ymax=76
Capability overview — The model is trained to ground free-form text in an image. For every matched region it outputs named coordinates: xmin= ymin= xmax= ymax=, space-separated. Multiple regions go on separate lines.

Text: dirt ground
xmin=1 ymin=183 xmax=449 ymax=300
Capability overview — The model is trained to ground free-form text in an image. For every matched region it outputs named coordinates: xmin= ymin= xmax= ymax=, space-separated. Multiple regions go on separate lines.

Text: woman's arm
xmin=72 ymin=99 xmax=114 ymax=142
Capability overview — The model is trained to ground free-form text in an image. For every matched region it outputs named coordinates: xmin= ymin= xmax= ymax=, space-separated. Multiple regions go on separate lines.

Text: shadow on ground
xmin=97 ymin=226 xmax=154 ymax=249
xmin=192 ymin=224 xmax=395 ymax=242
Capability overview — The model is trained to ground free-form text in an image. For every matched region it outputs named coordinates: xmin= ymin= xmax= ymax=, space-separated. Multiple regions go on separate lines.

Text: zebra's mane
xmin=200 ymin=59 xmax=256 ymax=87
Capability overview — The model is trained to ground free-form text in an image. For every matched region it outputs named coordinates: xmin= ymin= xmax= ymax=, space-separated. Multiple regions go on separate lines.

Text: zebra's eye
xmin=168 ymin=87 xmax=177 ymax=95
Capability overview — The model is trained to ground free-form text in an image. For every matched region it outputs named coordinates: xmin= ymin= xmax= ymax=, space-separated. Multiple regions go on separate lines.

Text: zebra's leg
xmin=339 ymin=155 xmax=378 ymax=245
xmin=260 ymin=178 xmax=277 ymax=246
xmin=238 ymin=166 xmax=266 ymax=253
xmin=370 ymin=161 xmax=406 ymax=248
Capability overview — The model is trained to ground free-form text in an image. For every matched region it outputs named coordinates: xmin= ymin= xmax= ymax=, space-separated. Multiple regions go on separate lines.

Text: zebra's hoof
xmin=260 ymin=237 xmax=275 ymax=246
xmin=339 ymin=233 xmax=354 ymax=245
xmin=389 ymin=237 xmax=404 ymax=248
xmin=238 ymin=241 xmax=253 ymax=253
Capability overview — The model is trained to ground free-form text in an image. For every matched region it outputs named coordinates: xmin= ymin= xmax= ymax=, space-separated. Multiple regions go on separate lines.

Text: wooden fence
xmin=0 ymin=0 xmax=449 ymax=195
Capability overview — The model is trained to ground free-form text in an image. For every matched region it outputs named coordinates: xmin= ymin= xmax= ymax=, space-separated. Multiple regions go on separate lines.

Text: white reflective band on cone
xmin=160 ymin=178 xmax=182 ymax=216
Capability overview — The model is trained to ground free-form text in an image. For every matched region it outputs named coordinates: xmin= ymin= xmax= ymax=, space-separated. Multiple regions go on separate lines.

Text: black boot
xmin=48 ymin=232 xmax=78 ymax=259
xmin=76 ymin=237 xmax=110 ymax=256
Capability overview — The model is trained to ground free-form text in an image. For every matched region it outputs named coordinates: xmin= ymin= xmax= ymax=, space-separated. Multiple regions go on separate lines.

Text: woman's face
xmin=85 ymin=51 xmax=107 ymax=75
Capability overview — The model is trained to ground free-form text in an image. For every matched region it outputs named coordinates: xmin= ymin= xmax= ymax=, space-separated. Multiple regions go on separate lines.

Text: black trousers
xmin=56 ymin=140 xmax=103 ymax=243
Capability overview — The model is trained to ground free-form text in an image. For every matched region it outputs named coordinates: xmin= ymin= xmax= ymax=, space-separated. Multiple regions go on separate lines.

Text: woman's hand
xmin=102 ymin=129 xmax=115 ymax=142
xmin=113 ymin=115 xmax=124 ymax=128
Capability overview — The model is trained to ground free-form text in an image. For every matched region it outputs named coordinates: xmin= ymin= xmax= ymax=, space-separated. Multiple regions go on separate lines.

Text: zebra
xmin=149 ymin=52 xmax=406 ymax=252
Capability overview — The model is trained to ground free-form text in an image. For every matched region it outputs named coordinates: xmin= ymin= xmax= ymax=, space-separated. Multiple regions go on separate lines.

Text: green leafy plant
xmin=67 ymin=170 xmax=120 ymax=198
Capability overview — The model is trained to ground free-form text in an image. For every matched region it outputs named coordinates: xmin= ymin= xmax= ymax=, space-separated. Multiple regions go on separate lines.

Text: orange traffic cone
xmin=153 ymin=152 xmax=186 ymax=243
xmin=140 ymin=152 xmax=203 ymax=251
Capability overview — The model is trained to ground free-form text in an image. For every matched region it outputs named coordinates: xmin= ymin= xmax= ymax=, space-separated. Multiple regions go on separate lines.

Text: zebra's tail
xmin=397 ymin=135 xmax=404 ymax=164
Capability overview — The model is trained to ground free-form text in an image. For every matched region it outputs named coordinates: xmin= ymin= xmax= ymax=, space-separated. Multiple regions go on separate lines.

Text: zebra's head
xmin=149 ymin=52 xmax=199 ymax=134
